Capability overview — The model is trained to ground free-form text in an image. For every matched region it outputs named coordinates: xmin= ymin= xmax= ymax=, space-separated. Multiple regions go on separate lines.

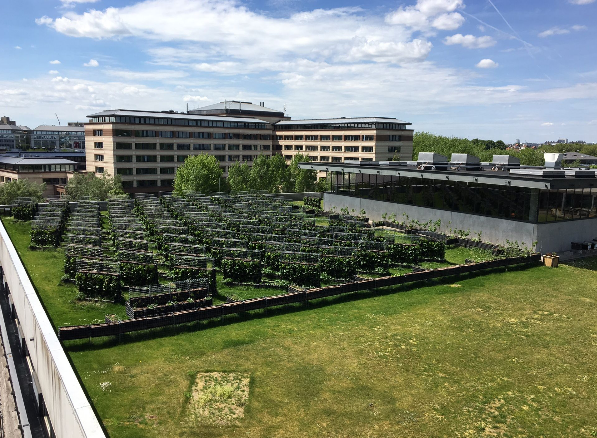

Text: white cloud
xmin=183 ymin=95 xmax=209 ymax=102
xmin=476 ymin=59 xmax=498 ymax=68
xmin=48 ymin=70 xmax=59 ymax=74
xmin=539 ymin=24 xmax=588 ymax=37
xmin=432 ymin=12 xmax=465 ymax=30
xmin=84 ymin=59 xmax=99 ymax=67
xmin=104 ymin=69 xmax=188 ymax=80
xmin=49 ymin=60 xmax=61 ymax=64
xmin=345 ymin=39 xmax=432 ymax=63
xmin=416 ymin=0 xmax=464 ymax=16
xmin=194 ymin=62 xmax=243 ymax=74
xmin=35 ymin=16 xmax=53 ymax=26
xmin=47 ymin=8 xmax=131 ymax=39
xmin=36 ymin=0 xmax=427 ymax=65
xmin=385 ymin=7 xmax=429 ymax=28
xmin=386 ymin=0 xmax=465 ymax=30
xmin=538 ymin=27 xmax=570 ymax=37
xmin=15 ymin=46 xmax=22 ymax=50
xmin=51 ymin=76 xmax=69 ymax=82
xmin=444 ymin=34 xmax=496 ymax=49
xmin=541 ymin=122 xmax=554 ymax=126
xmin=569 ymin=0 xmax=595 ymax=4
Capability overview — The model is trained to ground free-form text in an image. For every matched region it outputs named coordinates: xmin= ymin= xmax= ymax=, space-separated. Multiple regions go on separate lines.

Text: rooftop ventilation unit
xmin=417 ymin=152 xmax=448 ymax=170
xmin=450 ymin=153 xmax=481 ymax=170
xmin=509 ymin=169 xmax=566 ymax=178
xmin=492 ymin=155 xmax=520 ymax=170
xmin=544 ymin=153 xmax=563 ymax=169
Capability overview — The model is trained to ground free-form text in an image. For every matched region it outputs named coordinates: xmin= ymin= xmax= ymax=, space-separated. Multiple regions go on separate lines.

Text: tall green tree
xmin=248 ymin=155 xmax=274 ymax=192
xmin=289 ymin=154 xmax=317 ymax=193
xmin=174 ymin=154 xmax=223 ymax=195
xmin=227 ymin=161 xmax=251 ymax=193
xmin=268 ymin=154 xmax=292 ymax=193
xmin=65 ymin=172 xmax=124 ymax=201
xmin=0 ymin=179 xmax=45 ymax=205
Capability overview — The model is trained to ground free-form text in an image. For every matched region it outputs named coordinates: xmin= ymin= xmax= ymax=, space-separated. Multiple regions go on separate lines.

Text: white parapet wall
xmin=0 ymin=221 xmax=105 ymax=438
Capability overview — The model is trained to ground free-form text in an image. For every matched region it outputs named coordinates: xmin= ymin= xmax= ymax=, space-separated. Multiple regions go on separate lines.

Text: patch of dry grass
xmin=188 ymin=372 xmax=250 ymax=426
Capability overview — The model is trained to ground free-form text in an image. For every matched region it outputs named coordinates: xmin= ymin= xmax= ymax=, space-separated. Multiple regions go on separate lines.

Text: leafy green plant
xmin=221 ymin=258 xmax=262 ymax=284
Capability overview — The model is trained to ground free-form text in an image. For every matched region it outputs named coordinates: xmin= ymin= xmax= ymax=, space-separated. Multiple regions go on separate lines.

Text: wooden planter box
xmin=544 ymin=255 xmax=559 ymax=268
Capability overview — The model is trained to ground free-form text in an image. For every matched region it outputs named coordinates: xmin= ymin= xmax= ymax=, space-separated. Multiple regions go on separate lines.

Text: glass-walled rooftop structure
xmin=301 ymin=161 xmax=597 ymax=224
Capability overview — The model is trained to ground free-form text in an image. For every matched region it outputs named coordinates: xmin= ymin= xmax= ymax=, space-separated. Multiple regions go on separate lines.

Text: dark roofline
xmin=298 ymin=161 xmax=597 ymax=190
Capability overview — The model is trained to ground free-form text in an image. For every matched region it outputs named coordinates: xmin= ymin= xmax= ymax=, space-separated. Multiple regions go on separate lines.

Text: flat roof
xmin=0 ymin=124 xmax=30 ymax=131
xmin=276 ymin=117 xmax=411 ymax=125
xmin=34 ymin=125 xmax=85 ymax=132
xmin=87 ymin=110 xmax=270 ymax=124
xmin=562 ymin=152 xmax=597 ymax=161
xmin=299 ymin=161 xmax=597 ymax=190
xmin=0 ymin=157 xmax=76 ymax=165
xmin=3 ymin=152 xmax=85 ymax=158
xmin=192 ymin=101 xmax=283 ymax=114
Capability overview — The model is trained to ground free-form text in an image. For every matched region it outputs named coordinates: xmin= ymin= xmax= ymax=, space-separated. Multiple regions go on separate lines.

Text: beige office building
xmin=273 ymin=118 xmax=413 ymax=165
xmin=85 ymin=104 xmax=414 ymax=193
xmin=0 ymin=156 xmax=76 ymax=196
xmin=85 ymin=110 xmax=273 ymax=193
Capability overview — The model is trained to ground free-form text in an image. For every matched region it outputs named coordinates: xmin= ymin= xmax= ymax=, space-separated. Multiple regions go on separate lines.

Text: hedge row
xmin=59 ymin=254 xmax=541 ymax=340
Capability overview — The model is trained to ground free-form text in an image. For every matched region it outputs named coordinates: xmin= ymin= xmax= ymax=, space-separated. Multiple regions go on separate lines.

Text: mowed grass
xmin=4 ymin=216 xmax=597 ymax=437
xmin=63 ymin=261 xmax=597 ymax=438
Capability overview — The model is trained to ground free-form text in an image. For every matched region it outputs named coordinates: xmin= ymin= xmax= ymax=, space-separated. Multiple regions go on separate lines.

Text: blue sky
xmin=1 ymin=0 xmax=596 ymax=143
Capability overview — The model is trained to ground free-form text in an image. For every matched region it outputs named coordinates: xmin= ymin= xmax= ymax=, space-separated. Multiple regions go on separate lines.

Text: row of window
xmin=119 ymin=179 xmax=174 ymax=189
xmin=112 ymin=130 xmax=272 ymax=140
xmin=114 ymin=142 xmax=270 ymax=151
xmin=276 ymin=123 xmax=408 ymax=131
xmin=277 ymin=135 xmax=375 ymax=142
xmin=281 ymin=156 xmax=372 ymax=163
xmin=282 ymin=145 xmax=375 ymax=153
xmin=90 ymin=116 xmax=268 ymax=129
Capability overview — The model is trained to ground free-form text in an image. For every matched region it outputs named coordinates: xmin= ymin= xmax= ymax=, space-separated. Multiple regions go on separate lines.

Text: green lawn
xmin=5 ymin=216 xmax=597 ymax=437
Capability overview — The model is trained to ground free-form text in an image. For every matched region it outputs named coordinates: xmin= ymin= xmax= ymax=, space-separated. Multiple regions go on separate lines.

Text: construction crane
xmin=55 ymin=113 xmax=60 ymax=126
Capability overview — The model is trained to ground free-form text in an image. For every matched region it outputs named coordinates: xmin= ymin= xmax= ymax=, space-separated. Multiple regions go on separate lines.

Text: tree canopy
xmin=0 ymin=179 xmax=45 ymax=205
xmin=227 ymin=161 xmax=251 ymax=193
xmin=413 ymin=132 xmax=545 ymax=166
xmin=225 ymin=154 xmax=315 ymax=194
xmin=289 ymin=154 xmax=317 ymax=193
xmin=174 ymin=154 xmax=223 ymax=195
xmin=65 ymin=172 xmax=125 ymax=201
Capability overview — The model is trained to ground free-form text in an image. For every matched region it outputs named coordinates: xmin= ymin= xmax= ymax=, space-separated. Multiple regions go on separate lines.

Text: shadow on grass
xmin=563 ymin=256 xmax=597 ymax=272
xmin=64 ymin=263 xmax=536 ymax=353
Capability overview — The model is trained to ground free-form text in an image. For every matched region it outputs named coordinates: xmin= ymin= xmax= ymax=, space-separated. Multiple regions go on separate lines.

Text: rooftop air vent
xmin=544 ymin=153 xmax=563 ymax=169
xmin=450 ymin=153 xmax=481 ymax=170
xmin=492 ymin=155 xmax=520 ymax=170
xmin=509 ymin=169 xmax=566 ymax=178
xmin=417 ymin=152 xmax=448 ymax=170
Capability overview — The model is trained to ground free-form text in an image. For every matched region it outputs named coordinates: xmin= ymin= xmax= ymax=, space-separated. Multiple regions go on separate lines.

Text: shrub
xmin=279 ymin=262 xmax=320 ymax=287
xmin=320 ymin=255 xmax=356 ymax=279
xmin=221 ymin=258 xmax=262 ymax=284
xmin=303 ymin=196 xmax=322 ymax=210
xmin=417 ymin=239 xmax=446 ymax=260
xmin=387 ymin=244 xmax=420 ymax=265
xmin=75 ymin=272 xmax=121 ymax=300
xmin=120 ymin=262 xmax=159 ymax=286
xmin=12 ymin=202 xmax=38 ymax=221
